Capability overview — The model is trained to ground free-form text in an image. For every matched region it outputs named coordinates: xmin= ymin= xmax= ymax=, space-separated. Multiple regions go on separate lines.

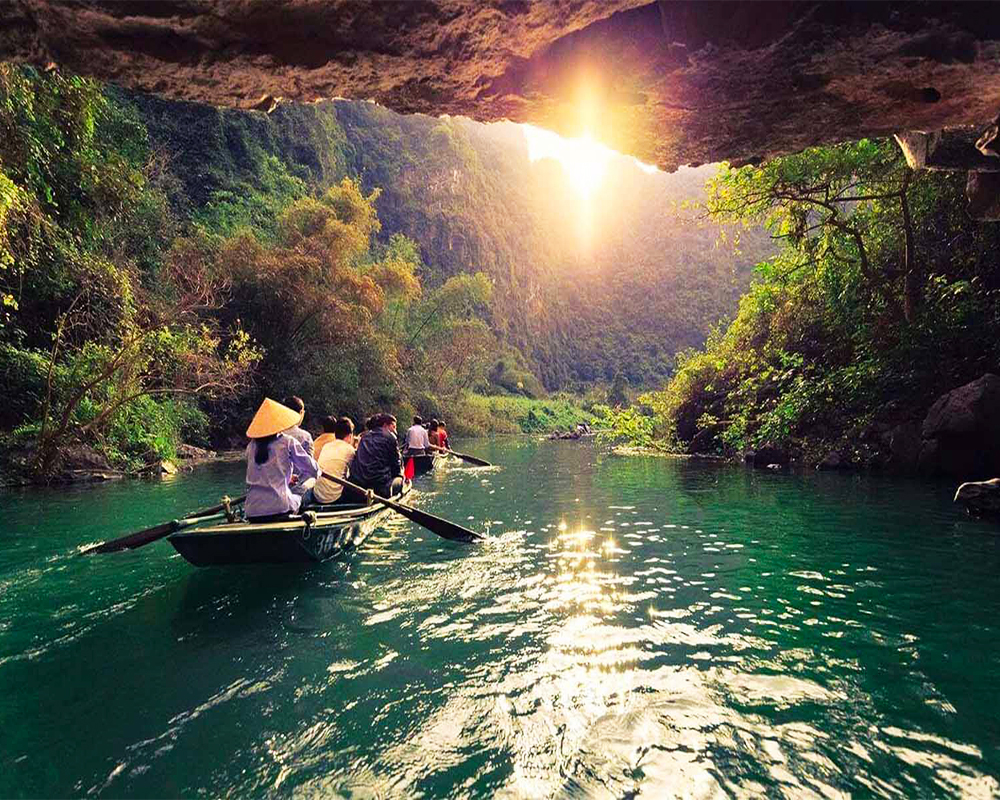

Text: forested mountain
xmin=0 ymin=64 xmax=766 ymax=476
xmin=124 ymin=90 xmax=767 ymax=388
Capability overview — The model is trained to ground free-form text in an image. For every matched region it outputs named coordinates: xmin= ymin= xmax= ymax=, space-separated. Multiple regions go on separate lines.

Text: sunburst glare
xmin=521 ymin=125 xmax=657 ymax=199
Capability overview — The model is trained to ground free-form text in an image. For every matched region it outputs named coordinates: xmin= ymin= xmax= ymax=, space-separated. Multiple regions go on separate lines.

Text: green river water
xmin=2 ymin=439 xmax=999 ymax=798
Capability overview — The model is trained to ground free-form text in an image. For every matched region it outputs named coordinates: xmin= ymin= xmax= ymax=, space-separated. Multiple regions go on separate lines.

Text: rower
xmin=404 ymin=415 xmax=431 ymax=457
xmin=282 ymin=395 xmax=314 ymax=496
xmin=350 ymin=413 xmax=404 ymax=498
xmin=313 ymin=415 xmax=338 ymax=461
xmin=281 ymin=395 xmax=314 ymax=455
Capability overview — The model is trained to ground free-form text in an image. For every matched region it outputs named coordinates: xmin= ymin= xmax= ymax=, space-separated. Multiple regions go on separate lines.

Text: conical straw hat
xmin=246 ymin=398 xmax=303 ymax=438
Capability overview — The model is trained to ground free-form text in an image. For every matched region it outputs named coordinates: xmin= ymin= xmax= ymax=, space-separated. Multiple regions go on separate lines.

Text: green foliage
xmin=99 ymin=395 xmax=208 ymax=470
xmin=193 ymin=154 xmax=307 ymax=240
xmin=444 ymin=392 xmax=594 ymax=436
xmin=0 ymin=61 xmax=778 ymax=478
xmin=592 ymin=403 xmax=659 ymax=449
xmin=608 ymin=371 xmax=630 ymax=407
xmin=622 ymin=138 xmax=1000 ymax=463
xmin=0 ymin=65 xmax=258 ymax=475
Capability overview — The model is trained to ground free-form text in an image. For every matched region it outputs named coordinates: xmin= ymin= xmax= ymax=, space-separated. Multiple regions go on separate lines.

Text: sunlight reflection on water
xmin=3 ymin=445 xmax=1000 ymax=797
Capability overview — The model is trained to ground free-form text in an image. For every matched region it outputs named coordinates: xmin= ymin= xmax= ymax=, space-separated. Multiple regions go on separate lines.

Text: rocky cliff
xmin=3 ymin=2 xmax=1000 ymax=177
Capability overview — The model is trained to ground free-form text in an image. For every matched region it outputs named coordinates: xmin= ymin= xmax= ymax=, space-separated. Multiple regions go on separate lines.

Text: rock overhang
xmin=4 ymin=0 xmax=1000 ymax=211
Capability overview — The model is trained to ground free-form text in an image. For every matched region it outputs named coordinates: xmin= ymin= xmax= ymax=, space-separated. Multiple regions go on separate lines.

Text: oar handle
xmin=82 ymin=494 xmax=247 ymax=554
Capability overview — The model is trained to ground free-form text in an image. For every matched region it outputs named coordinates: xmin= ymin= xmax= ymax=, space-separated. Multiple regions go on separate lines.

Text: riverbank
xmin=0 ymin=440 xmax=242 ymax=488
xmin=610 ymin=444 xmax=726 ymax=461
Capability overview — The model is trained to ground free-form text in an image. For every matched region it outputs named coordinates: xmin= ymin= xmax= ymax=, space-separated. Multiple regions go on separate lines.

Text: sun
xmin=522 ymin=125 xmax=614 ymax=199
xmin=522 ymin=125 xmax=657 ymax=199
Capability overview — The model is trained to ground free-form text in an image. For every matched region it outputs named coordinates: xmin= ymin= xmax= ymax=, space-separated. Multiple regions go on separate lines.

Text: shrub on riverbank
xmin=609 ymin=139 xmax=1000 ymax=468
xmin=442 ymin=392 xmax=594 ymax=436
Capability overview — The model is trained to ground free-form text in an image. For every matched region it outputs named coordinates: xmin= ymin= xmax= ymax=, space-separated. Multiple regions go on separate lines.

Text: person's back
xmin=350 ymin=414 xmax=402 ymax=496
xmin=282 ymin=395 xmax=314 ymax=456
xmin=427 ymin=419 xmax=440 ymax=448
xmin=404 ymin=416 xmax=430 ymax=454
xmin=243 ymin=399 xmax=319 ymax=521
xmin=313 ymin=415 xmax=339 ymax=461
xmin=312 ymin=417 xmax=357 ymax=504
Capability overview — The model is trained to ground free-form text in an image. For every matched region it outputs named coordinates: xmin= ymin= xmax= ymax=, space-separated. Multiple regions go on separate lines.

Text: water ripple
xmin=3 ymin=445 xmax=1000 ymax=797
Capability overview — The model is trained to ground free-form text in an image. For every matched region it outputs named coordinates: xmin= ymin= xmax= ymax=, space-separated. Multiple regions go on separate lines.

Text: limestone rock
xmin=817 ymin=449 xmax=849 ymax=470
xmin=954 ymin=477 xmax=1000 ymax=518
xmin=176 ymin=443 xmax=215 ymax=460
xmin=60 ymin=444 xmax=111 ymax=472
xmin=887 ymin=422 xmax=922 ymax=471
xmin=922 ymin=374 xmax=1000 ymax=439
xmin=160 ymin=459 xmax=178 ymax=475
xmin=745 ymin=444 xmax=789 ymax=468
xmin=966 ymin=171 xmax=1000 ymax=220
xmin=920 ymin=374 xmax=1000 ymax=477
xmin=895 ymin=129 xmax=1000 ymax=172
xmin=4 ymin=2 xmax=1000 ymax=173
xmin=977 ymin=116 xmax=1000 ymax=158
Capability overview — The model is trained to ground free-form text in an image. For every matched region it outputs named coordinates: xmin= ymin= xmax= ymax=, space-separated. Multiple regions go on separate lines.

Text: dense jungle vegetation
xmin=0 ymin=64 xmax=760 ymax=478
xmin=601 ymin=139 xmax=1000 ymax=468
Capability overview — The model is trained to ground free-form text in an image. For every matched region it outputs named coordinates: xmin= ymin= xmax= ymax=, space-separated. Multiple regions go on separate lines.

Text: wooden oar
xmin=428 ymin=444 xmax=491 ymax=467
xmin=82 ymin=495 xmax=246 ymax=554
xmin=322 ymin=472 xmax=484 ymax=543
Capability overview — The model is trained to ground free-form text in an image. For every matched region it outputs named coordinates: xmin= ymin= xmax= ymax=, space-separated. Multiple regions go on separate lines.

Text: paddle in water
xmin=82 ymin=495 xmax=246 ymax=554
xmin=428 ymin=444 xmax=491 ymax=467
xmin=321 ymin=472 xmax=484 ymax=543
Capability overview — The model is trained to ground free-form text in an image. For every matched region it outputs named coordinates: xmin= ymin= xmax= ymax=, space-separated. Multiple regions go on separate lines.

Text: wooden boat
xmin=168 ymin=483 xmax=411 ymax=566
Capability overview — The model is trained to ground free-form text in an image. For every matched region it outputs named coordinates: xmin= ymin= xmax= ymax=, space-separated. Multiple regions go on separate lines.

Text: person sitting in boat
xmin=350 ymin=412 xmax=404 ymax=498
xmin=437 ymin=419 xmax=451 ymax=451
xmin=427 ymin=418 xmax=442 ymax=449
xmin=281 ymin=395 xmax=314 ymax=455
xmin=281 ymin=395 xmax=315 ymax=496
xmin=404 ymin=415 xmax=431 ymax=457
xmin=313 ymin=415 xmax=338 ymax=461
xmin=309 ymin=416 xmax=358 ymax=506
xmin=244 ymin=398 xmax=320 ymax=523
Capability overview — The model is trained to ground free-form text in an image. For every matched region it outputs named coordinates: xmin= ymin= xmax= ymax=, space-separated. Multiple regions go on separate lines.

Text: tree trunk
xmin=899 ymin=172 xmax=921 ymax=323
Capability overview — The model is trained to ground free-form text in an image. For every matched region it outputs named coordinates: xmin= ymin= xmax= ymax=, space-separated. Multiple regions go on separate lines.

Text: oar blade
xmin=453 ymin=451 xmax=491 ymax=467
xmin=81 ymin=495 xmax=245 ymax=555
xmin=82 ymin=521 xmax=177 ymax=554
xmin=321 ymin=471 xmax=484 ymax=543
xmin=389 ymin=502 xmax=485 ymax=543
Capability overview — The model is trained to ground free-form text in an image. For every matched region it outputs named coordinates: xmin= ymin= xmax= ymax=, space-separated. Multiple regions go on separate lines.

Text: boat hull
xmin=409 ymin=453 xmax=437 ymax=476
xmin=168 ymin=486 xmax=409 ymax=567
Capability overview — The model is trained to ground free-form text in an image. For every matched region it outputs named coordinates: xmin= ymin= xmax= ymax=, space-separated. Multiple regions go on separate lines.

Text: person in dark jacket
xmin=349 ymin=412 xmax=403 ymax=498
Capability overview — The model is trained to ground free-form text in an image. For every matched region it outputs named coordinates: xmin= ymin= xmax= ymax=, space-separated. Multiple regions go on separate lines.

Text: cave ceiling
xmin=3 ymin=0 xmax=1000 ymax=177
